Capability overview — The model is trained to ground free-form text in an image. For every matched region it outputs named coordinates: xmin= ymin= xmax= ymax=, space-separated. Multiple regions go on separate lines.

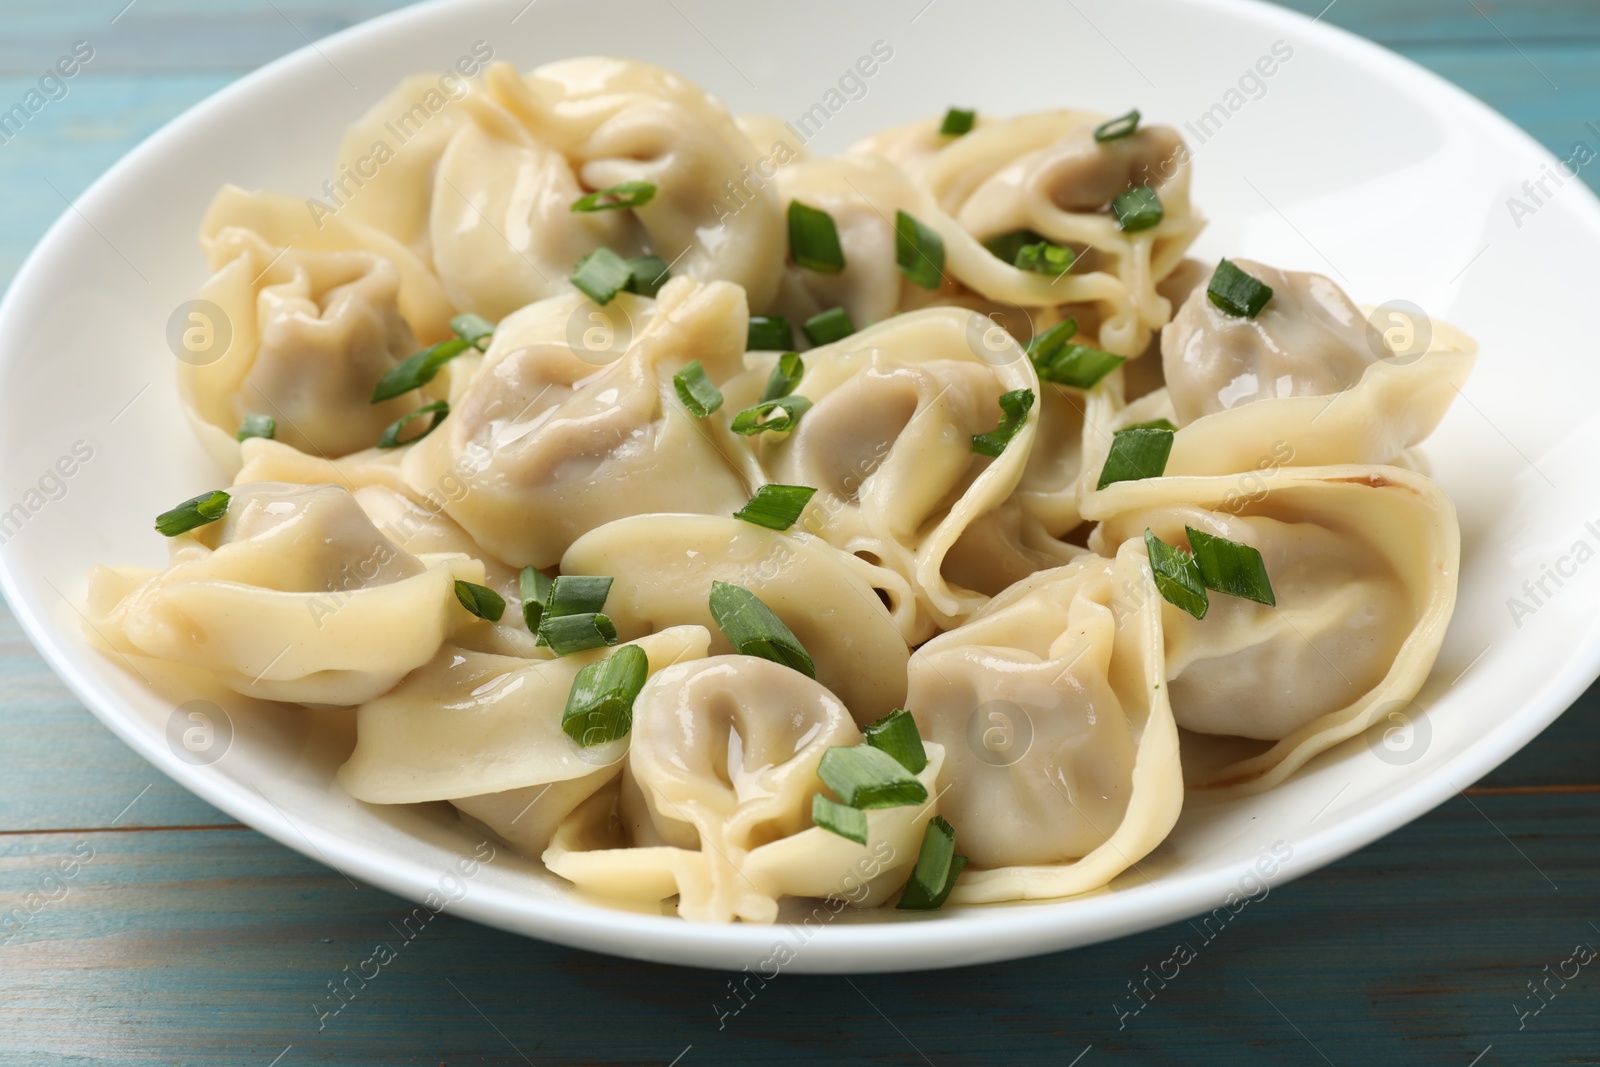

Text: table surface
xmin=4 ymin=1 xmax=1599 ymax=1064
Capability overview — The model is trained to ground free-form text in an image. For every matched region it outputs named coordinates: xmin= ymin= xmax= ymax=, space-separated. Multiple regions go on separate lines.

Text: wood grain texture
xmin=0 ymin=1 xmax=1598 ymax=1063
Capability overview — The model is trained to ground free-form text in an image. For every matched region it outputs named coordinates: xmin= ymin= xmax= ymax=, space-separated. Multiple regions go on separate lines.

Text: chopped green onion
xmin=1111 ymin=185 xmax=1164 ymax=232
xmin=730 ymin=396 xmax=812 ymax=436
xmin=863 ymin=709 xmax=927 ymax=775
xmin=1094 ymin=109 xmax=1141 ymax=143
xmin=539 ymin=612 xmax=619 ymax=655
xmin=520 ymin=566 xmax=553 ymax=633
xmin=983 ymin=229 xmax=1048 ymax=266
xmin=571 ymin=247 xmax=634 ymax=305
xmin=733 ymin=484 xmax=816 ymax=530
xmin=803 ymin=307 xmax=855 ymax=346
xmin=748 ymin=316 xmax=794 ymax=352
xmin=570 ymin=180 xmax=657 ymax=213
xmin=371 ymin=339 xmax=472 ymax=403
xmin=454 ymin=580 xmax=506 ymax=622
xmin=561 ymin=644 xmax=648 ymax=747
xmin=818 ymin=746 xmax=928 ymax=809
xmin=1206 ymin=258 xmax=1274 ymax=318
xmin=971 ymin=388 xmax=1035 ymax=457
xmin=450 ymin=313 xmax=496 ymax=350
xmin=622 ymin=254 xmax=671 ymax=298
xmin=1025 ymin=317 xmax=1078 ymax=362
xmin=1125 ymin=418 xmax=1178 ymax=433
xmin=894 ymin=210 xmax=945 ymax=290
xmin=546 ymin=575 xmax=612 ymax=619
xmin=154 ymin=490 xmax=229 ymax=537
xmin=672 ymin=360 xmax=724 ymax=418
xmin=708 ymin=580 xmax=815 ymax=677
xmin=377 ymin=400 xmax=448 ymax=449
xmin=812 ymin=794 xmax=869 ymax=845
xmin=1014 ymin=240 xmax=1076 ymax=276
xmin=1144 ymin=529 xmax=1208 ymax=619
xmin=236 ymin=414 xmax=276 ymax=442
xmin=1034 ymin=341 xmax=1125 ymax=389
xmin=760 ymin=352 xmax=804 ymax=402
xmin=896 ymin=816 xmax=966 ymax=910
xmin=788 ymin=201 xmax=846 ymax=274
xmin=1186 ymin=526 xmax=1276 ymax=606
xmin=939 ymin=107 xmax=975 ymax=136
xmin=1095 ymin=425 xmax=1173 ymax=488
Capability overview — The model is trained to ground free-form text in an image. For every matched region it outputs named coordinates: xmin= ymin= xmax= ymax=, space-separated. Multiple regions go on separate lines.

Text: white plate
xmin=3 ymin=0 xmax=1597 ymax=973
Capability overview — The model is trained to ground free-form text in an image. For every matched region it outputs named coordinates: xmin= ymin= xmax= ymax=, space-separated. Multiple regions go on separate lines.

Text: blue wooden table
xmin=3 ymin=2 xmax=1599 ymax=1063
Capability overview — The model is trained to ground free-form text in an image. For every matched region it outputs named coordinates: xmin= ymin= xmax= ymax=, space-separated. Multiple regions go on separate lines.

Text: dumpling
xmin=757 ymin=307 xmax=1040 ymax=639
xmin=402 ymin=276 xmax=759 ymax=568
xmin=561 ymin=514 xmax=909 ymax=725
xmin=904 ymin=546 xmax=1181 ymax=904
xmin=85 ymin=483 xmax=481 ymax=705
xmin=1087 ymin=464 xmax=1459 ymax=793
xmin=543 ymin=656 xmax=943 ymax=923
xmin=425 ymin=59 xmax=785 ymax=319
xmin=180 ymin=229 xmax=423 ymax=475
xmin=853 ymin=111 xmax=1204 ymax=356
xmin=1096 ymin=259 xmax=1478 ymax=485
xmin=338 ymin=625 xmax=711 ymax=856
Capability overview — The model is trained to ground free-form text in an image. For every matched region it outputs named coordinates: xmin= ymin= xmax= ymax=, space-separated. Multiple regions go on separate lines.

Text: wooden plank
xmin=1 ymin=793 xmax=1595 ymax=1064
xmin=1271 ymin=0 xmax=1600 ymax=46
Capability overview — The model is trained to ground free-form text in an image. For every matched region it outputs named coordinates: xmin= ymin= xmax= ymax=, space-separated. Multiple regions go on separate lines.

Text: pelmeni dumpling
xmin=562 ymin=514 xmax=908 ymax=725
xmin=853 ymin=111 xmax=1204 ymax=356
xmin=758 ymin=307 xmax=1040 ymax=639
xmin=904 ymin=547 xmax=1181 ymax=904
xmin=424 ymin=59 xmax=785 ymax=319
xmin=180 ymin=229 xmax=422 ymax=474
xmin=544 ymin=656 xmax=942 ymax=923
xmin=85 ymin=483 xmax=480 ymax=705
xmin=403 ymin=276 xmax=759 ymax=568
xmin=1088 ymin=465 xmax=1459 ymax=793
xmin=339 ymin=625 xmax=710 ymax=856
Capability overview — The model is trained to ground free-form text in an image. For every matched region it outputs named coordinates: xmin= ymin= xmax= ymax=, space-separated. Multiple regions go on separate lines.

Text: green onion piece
xmin=450 ymin=313 xmax=496 ymax=350
xmin=571 ymin=247 xmax=634 ymax=305
xmin=1035 ymin=342 xmax=1125 ymax=389
xmin=760 ymin=352 xmax=804 ymax=402
xmin=896 ymin=816 xmax=966 ymax=910
xmin=803 ymin=307 xmax=855 ymax=346
xmin=708 ymin=580 xmax=815 ymax=677
xmin=1094 ymin=109 xmax=1141 ymax=143
xmin=672 ymin=360 xmax=724 ymax=418
xmin=1206 ymin=258 xmax=1274 ymax=318
xmin=939 ymin=107 xmax=975 ymax=136
xmin=1014 ymin=240 xmax=1076 ymax=276
xmin=983 ymin=229 xmax=1047 ymax=266
xmin=1186 ymin=526 xmax=1276 ymax=606
xmin=971 ymin=388 xmax=1035 ymax=457
xmin=863 ymin=709 xmax=927 ymax=775
xmin=561 ymin=644 xmax=648 ymax=747
xmin=748 ymin=316 xmax=794 ymax=352
xmin=1144 ymin=529 xmax=1208 ymax=619
xmin=1111 ymin=185 xmax=1164 ymax=232
xmin=454 ymin=580 xmax=506 ymax=622
xmin=812 ymin=794 xmax=869 ymax=845
xmin=154 ymin=490 xmax=229 ymax=537
xmin=236 ymin=414 xmax=276 ymax=442
xmin=546 ymin=575 xmax=612 ymax=619
xmin=730 ymin=396 xmax=812 ymax=436
xmin=520 ymin=566 xmax=553 ymax=633
xmin=733 ymin=484 xmax=817 ymax=531
xmin=622 ymin=254 xmax=671 ymax=298
xmin=570 ymin=180 xmax=657 ymax=213
xmin=894 ymin=210 xmax=945 ymax=290
xmin=818 ymin=746 xmax=928 ymax=809
xmin=1095 ymin=425 xmax=1173 ymax=488
xmin=788 ymin=200 xmax=846 ymax=274
xmin=377 ymin=400 xmax=448 ymax=449
xmin=1025 ymin=317 xmax=1078 ymax=362
xmin=371 ymin=339 xmax=472 ymax=403
xmin=1125 ymin=418 xmax=1178 ymax=433
xmin=539 ymin=612 xmax=620 ymax=655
